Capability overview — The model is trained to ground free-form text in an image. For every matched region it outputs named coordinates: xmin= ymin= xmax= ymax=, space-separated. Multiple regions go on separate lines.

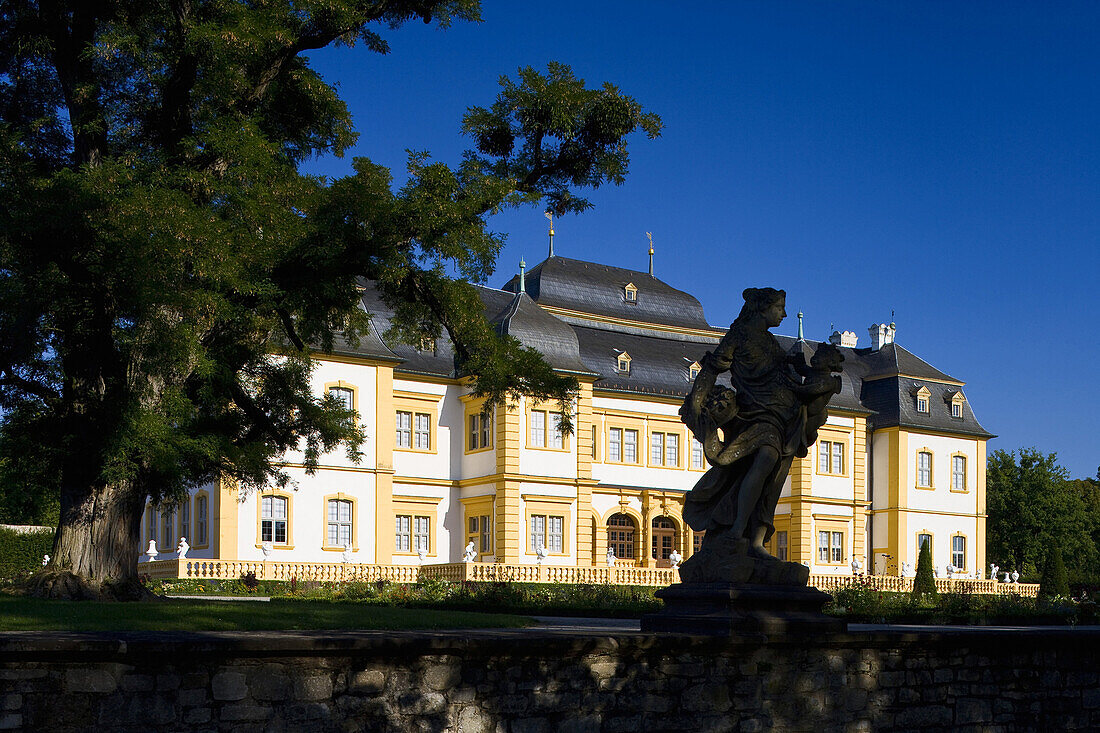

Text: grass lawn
xmin=0 ymin=595 xmax=536 ymax=632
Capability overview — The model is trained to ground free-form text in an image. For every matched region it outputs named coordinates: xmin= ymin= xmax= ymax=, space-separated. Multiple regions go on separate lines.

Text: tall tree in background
xmin=986 ymin=448 xmax=1096 ymax=578
xmin=0 ymin=1 xmax=660 ymax=597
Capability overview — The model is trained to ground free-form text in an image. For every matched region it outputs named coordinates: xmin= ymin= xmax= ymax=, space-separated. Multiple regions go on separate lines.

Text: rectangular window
xmin=819 ymin=440 xmax=845 ymax=474
xmin=917 ymin=533 xmax=932 ymax=557
xmin=917 ymin=397 xmax=928 ymax=413
xmin=952 ymin=455 xmax=967 ymax=491
xmin=918 ymin=451 xmax=933 ymax=487
xmin=609 ymin=428 xmax=622 ymax=462
xmin=196 ymin=496 xmax=208 ymax=546
xmin=624 ymin=429 xmax=637 ymax=463
xmin=145 ymin=507 xmax=156 ymax=545
xmin=530 ymin=410 xmax=546 ymax=447
xmin=327 ymin=499 xmax=353 ymax=548
xmin=480 ymin=515 xmax=491 ymax=553
xmin=818 ymin=530 xmax=843 ymax=563
xmin=530 ymin=514 xmax=546 ymax=552
xmin=650 ymin=432 xmax=664 ymax=465
xmin=952 ymin=535 xmax=966 ymax=569
xmin=691 ymin=438 xmax=705 ymax=469
xmin=469 ymin=412 xmax=492 ymax=451
xmin=548 ymin=516 xmax=564 ymax=553
xmin=591 ymin=426 xmax=598 ymax=458
xmin=666 ymin=434 xmax=679 ymax=467
xmin=180 ymin=501 xmax=190 ymax=542
xmin=162 ymin=511 xmax=175 ymax=549
xmin=414 ymin=413 xmax=430 ymax=450
xmin=414 ymin=516 xmax=430 ymax=553
xmin=261 ymin=495 xmax=288 ymax=545
xmin=776 ymin=530 xmax=788 ymax=562
xmin=395 ymin=515 xmax=411 ymax=552
xmin=329 ymin=386 xmax=354 ymax=411
xmin=951 ymin=402 xmax=962 ymax=418
xmin=530 ymin=514 xmax=564 ymax=553
xmin=396 ymin=411 xmax=412 ymax=448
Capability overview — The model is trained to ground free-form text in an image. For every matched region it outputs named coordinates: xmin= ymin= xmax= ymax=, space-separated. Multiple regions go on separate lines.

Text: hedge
xmin=0 ymin=527 xmax=53 ymax=579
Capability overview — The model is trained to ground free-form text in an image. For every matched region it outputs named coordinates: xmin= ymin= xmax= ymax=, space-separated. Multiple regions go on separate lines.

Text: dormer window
xmin=949 ymin=392 xmax=965 ymax=419
xmin=623 ymin=282 xmax=638 ymax=304
xmin=418 ymin=336 xmax=436 ymax=354
xmin=915 ymin=386 xmax=931 ymax=414
xmin=688 ymin=361 xmax=701 ymax=381
xmin=616 ymin=352 xmax=632 ymax=374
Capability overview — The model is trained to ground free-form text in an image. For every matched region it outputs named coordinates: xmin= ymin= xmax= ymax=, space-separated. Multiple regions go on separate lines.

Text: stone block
xmin=179 ymin=687 xmax=207 ymax=707
xmin=587 ymin=660 xmax=618 ymax=680
xmin=294 ymin=675 xmax=333 ymax=701
xmin=350 ymin=669 xmax=386 ymax=694
xmin=682 ymin=683 xmax=732 ymax=713
xmin=894 ymin=705 xmax=952 ymax=728
xmin=220 ymin=705 xmax=273 ymax=721
xmin=211 ymin=671 xmax=248 ymax=701
xmin=284 ymin=702 xmax=331 ymax=722
xmin=0 ymin=714 xmax=20 ymax=731
xmin=455 ymin=705 xmax=492 ymax=733
xmin=557 ymin=715 xmax=600 ymax=733
xmin=251 ymin=667 xmax=291 ymax=701
xmin=183 ymin=707 xmax=212 ymax=725
xmin=0 ymin=696 xmax=19 ymax=712
xmin=510 ymin=717 xmax=551 ymax=733
xmin=423 ymin=663 xmax=462 ymax=692
xmin=156 ymin=673 xmax=181 ymax=690
xmin=956 ymin=698 xmax=992 ymax=724
xmin=397 ymin=691 xmax=445 ymax=716
xmin=603 ymin=715 xmax=642 ymax=733
xmin=64 ymin=668 xmax=117 ymax=694
xmin=119 ymin=674 xmax=155 ymax=692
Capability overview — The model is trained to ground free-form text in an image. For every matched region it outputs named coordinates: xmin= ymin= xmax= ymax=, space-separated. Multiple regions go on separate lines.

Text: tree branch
xmin=228 ymin=380 xmax=292 ymax=446
xmin=0 ymin=371 xmax=61 ymax=402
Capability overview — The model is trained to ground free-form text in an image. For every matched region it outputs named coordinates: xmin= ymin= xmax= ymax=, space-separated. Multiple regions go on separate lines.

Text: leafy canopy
xmin=0 ymin=1 xmax=660 ymax=510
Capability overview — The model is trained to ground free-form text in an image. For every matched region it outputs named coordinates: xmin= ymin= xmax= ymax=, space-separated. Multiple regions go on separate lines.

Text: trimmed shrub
xmin=912 ymin=540 xmax=937 ymax=600
xmin=0 ymin=527 xmax=53 ymax=579
xmin=1039 ymin=543 xmax=1071 ymax=601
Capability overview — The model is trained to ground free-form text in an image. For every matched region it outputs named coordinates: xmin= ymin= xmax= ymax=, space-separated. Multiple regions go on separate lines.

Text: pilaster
xmin=374 ymin=365 xmax=395 ymax=564
xmin=787 ymin=454 xmax=813 ymax=564
xmin=575 ymin=380 xmax=595 ymax=565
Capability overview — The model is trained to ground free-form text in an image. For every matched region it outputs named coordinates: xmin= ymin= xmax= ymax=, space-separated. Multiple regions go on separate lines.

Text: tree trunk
xmin=31 ymin=479 xmax=149 ymax=600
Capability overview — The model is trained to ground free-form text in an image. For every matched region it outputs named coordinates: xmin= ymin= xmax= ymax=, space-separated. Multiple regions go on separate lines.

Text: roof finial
xmin=890 ymin=309 xmax=895 ymax=326
xmin=646 ymin=232 xmax=654 ymax=276
xmin=797 ymin=310 xmax=805 ymax=341
xmin=519 ymin=258 xmax=526 ymax=294
xmin=545 ymin=211 xmax=554 ymax=258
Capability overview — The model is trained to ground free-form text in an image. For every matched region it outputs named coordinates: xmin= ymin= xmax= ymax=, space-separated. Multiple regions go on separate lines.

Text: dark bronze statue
xmin=678 ymin=287 xmax=843 ymax=582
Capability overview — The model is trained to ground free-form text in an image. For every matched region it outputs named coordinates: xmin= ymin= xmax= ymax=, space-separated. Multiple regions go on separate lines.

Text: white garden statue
xmin=900 ymin=560 xmax=914 ymax=578
xmin=41 ymin=554 xmax=50 ymax=567
xmin=1003 ymin=571 xmax=1011 ymax=583
xmin=945 ymin=564 xmax=954 ymax=579
xmin=990 ymin=563 xmax=999 ymax=582
xmin=463 ymin=541 xmax=477 ymax=562
xmin=176 ymin=536 xmax=189 ymax=560
xmin=417 ymin=547 xmax=427 ymax=565
xmin=341 ymin=542 xmax=352 ymax=564
xmin=261 ymin=541 xmax=273 ymax=559
xmin=668 ymin=549 xmax=683 ymax=569
xmin=605 ymin=546 xmax=616 ymax=566
xmin=1011 ymin=570 xmax=1020 ymax=583
xmin=851 ymin=557 xmax=863 ymax=575
xmin=144 ymin=539 xmax=158 ymax=562
xmin=536 ymin=543 xmax=548 ymax=565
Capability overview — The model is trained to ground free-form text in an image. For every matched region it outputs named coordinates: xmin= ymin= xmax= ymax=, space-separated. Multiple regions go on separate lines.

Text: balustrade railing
xmin=138 ymin=558 xmax=1038 ymax=596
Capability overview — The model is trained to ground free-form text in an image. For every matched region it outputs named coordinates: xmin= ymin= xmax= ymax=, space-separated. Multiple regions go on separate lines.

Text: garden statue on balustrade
xmin=643 ymin=288 xmax=846 ymax=634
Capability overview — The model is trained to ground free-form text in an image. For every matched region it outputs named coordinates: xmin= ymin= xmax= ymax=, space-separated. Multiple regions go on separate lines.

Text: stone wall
xmin=1 ymin=627 xmax=1099 ymax=732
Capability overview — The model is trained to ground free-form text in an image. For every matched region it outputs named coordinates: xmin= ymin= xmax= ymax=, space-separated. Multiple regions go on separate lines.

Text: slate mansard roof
xmin=348 ymin=255 xmax=990 ymax=438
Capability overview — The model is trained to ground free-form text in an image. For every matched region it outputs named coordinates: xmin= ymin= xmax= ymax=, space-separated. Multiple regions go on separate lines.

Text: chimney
xmin=829 ymin=330 xmax=858 ymax=348
xmin=868 ymin=322 xmax=896 ymax=351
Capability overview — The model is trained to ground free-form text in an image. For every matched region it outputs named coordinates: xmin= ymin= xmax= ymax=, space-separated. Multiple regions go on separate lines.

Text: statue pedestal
xmin=641 ymin=582 xmax=844 ymax=635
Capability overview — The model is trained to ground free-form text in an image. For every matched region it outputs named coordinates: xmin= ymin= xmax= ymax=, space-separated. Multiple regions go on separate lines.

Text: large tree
xmin=0 ymin=1 xmax=659 ymax=597
xmin=986 ymin=448 xmax=1096 ymax=578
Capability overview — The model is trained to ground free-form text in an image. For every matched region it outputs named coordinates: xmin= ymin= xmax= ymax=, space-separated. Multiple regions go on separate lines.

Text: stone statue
xmin=463 ymin=541 xmax=477 ymax=562
xmin=176 ymin=536 xmax=189 ymax=560
xmin=144 ymin=539 xmax=158 ymax=562
xmin=851 ymin=557 xmax=863 ymax=575
xmin=605 ymin=546 xmax=616 ymax=566
xmin=945 ymin=564 xmax=954 ymax=579
xmin=41 ymin=554 xmax=50 ymax=567
xmin=261 ymin=541 xmax=273 ymax=558
xmin=341 ymin=542 xmax=352 ymax=563
xmin=536 ymin=543 xmax=548 ymax=565
xmin=975 ymin=568 xmax=983 ymax=580
xmin=1011 ymin=570 xmax=1019 ymax=583
xmin=677 ymin=288 xmax=843 ymax=583
xmin=901 ymin=560 xmax=914 ymax=578
xmin=1003 ymin=571 xmax=1011 ymax=583
xmin=990 ymin=563 xmax=999 ymax=582
xmin=669 ymin=549 xmax=683 ymax=569
xmin=417 ymin=547 xmax=427 ymax=565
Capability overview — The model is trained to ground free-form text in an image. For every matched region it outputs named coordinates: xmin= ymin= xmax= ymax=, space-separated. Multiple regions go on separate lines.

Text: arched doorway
xmin=651 ymin=516 xmax=678 ymax=567
xmin=606 ymin=513 xmax=636 ymax=560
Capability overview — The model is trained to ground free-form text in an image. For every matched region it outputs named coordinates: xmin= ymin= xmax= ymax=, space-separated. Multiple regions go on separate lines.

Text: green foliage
xmin=987 ymin=449 xmax=1097 ymax=579
xmin=827 ymin=585 xmax=1085 ymax=625
xmin=0 ymin=527 xmax=53 ymax=579
xmin=0 ymin=1 xmax=658 ymax=580
xmin=1038 ymin=543 xmax=1071 ymax=601
xmin=912 ymin=540 xmax=938 ymax=599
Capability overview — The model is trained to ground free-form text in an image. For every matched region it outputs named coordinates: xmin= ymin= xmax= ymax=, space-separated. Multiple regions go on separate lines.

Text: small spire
xmin=646 ymin=232 xmax=654 ymax=275
xmin=519 ymin=258 xmax=526 ymax=293
xmin=545 ymin=211 xmax=554 ymax=258
xmin=797 ymin=311 xmax=805 ymax=341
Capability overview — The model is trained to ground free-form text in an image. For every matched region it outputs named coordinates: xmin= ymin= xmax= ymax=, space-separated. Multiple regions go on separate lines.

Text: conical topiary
xmin=911 ymin=540 xmax=938 ymax=600
xmin=1038 ymin=543 xmax=1070 ymax=601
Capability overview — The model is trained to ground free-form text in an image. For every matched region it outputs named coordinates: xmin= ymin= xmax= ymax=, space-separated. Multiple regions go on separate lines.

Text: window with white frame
xmin=818 ymin=439 xmax=845 ymax=475
xmin=917 ymin=533 xmax=932 ymax=556
xmin=691 ymin=438 xmax=705 ymax=469
xmin=817 ymin=530 xmax=843 ymax=563
xmin=196 ymin=496 xmax=208 ymax=546
xmin=414 ymin=413 xmax=430 ymax=450
xmin=395 ymin=515 xmax=411 ymax=552
xmin=261 ymin=495 xmax=288 ymax=544
xmin=616 ymin=352 xmax=631 ymax=373
xmin=180 ymin=501 xmax=190 ymax=541
xmin=917 ymin=451 xmax=933 ymax=487
xmin=396 ymin=514 xmax=430 ymax=553
xmin=530 ymin=514 xmax=564 ymax=554
xmin=469 ymin=411 xmax=492 ymax=451
xmin=468 ymin=514 xmax=492 ymax=553
xmin=650 ymin=432 xmax=678 ymax=466
xmin=161 ymin=510 xmax=175 ymax=548
xmin=607 ymin=514 xmax=636 ymax=559
xmin=328 ymin=386 xmax=354 ymax=411
xmin=608 ymin=427 xmax=638 ymax=463
xmin=528 ymin=409 xmax=564 ymax=449
xmin=396 ymin=411 xmax=412 ymax=448
xmin=776 ymin=530 xmax=788 ymax=562
xmin=952 ymin=535 xmax=966 ymax=569
xmin=414 ymin=516 xmax=430 ymax=553
xmin=952 ymin=455 xmax=967 ymax=491
xmin=145 ymin=506 xmax=156 ymax=544
xmin=327 ymin=499 xmax=353 ymax=548
xmin=917 ymin=396 xmax=928 ymax=413
xmin=623 ymin=428 xmax=637 ymax=463
xmin=951 ymin=402 xmax=962 ymax=418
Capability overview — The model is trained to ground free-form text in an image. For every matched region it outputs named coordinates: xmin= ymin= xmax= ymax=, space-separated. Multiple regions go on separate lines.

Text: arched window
xmin=606 ymin=513 xmax=636 ymax=559
xmin=651 ymin=516 xmax=678 ymax=566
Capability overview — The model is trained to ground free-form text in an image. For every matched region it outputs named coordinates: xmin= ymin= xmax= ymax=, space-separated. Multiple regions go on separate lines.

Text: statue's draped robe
xmin=683 ymin=325 xmax=811 ymax=543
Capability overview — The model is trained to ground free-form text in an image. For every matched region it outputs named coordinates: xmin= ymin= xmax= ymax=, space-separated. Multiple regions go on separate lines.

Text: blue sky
xmin=302 ymin=1 xmax=1099 ymax=479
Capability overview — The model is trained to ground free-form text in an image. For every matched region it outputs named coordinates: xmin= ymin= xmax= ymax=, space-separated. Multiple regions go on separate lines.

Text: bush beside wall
xmin=0 ymin=526 xmax=52 ymax=579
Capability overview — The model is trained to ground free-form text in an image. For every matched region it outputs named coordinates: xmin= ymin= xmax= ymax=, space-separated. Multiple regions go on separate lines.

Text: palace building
xmin=142 ymin=253 xmax=992 ymax=580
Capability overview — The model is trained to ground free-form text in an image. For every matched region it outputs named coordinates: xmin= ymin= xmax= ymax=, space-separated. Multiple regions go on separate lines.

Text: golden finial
xmin=545 ymin=210 xmax=555 ymax=257
xmin=646 ymin=232 xmax=654 ymax=275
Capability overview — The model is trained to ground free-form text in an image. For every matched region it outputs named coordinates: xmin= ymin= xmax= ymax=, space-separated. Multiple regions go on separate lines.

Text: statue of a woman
xmin=680 ymin=288 xmax=842 ymax=572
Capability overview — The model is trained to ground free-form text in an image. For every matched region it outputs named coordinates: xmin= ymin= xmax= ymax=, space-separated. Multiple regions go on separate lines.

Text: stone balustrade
xmin=137 ymin=559 xmax=1040 ymax=596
